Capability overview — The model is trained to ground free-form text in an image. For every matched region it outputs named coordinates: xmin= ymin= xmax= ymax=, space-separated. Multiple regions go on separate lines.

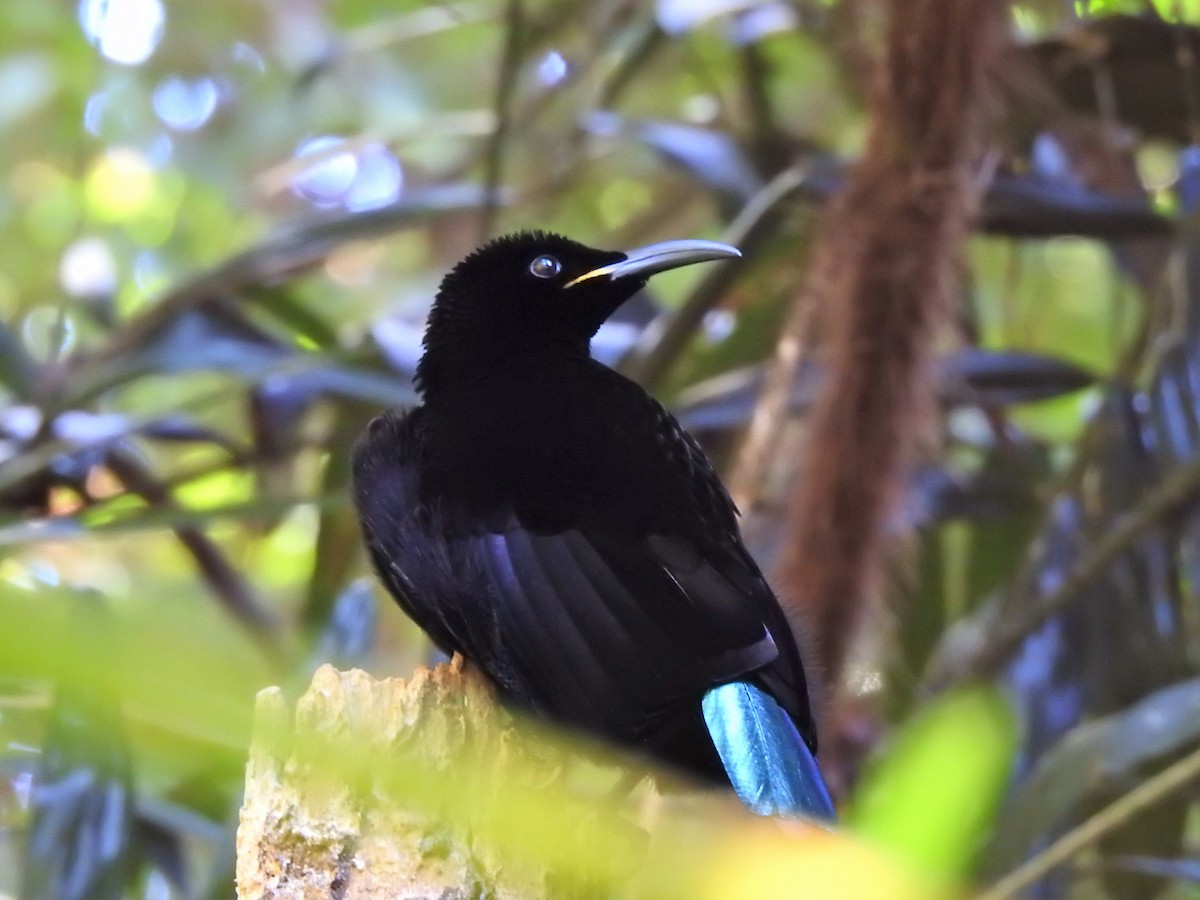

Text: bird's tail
xmin=702 ymin=681 xmax=836 ymax=821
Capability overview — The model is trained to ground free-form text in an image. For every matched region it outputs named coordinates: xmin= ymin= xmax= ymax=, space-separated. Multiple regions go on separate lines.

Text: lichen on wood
xmin=236 ymin=657 xmax=556 ymax=899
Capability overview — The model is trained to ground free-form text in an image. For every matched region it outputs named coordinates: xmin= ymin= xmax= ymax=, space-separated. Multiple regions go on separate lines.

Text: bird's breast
xmin=421 ymin=369 xmax=678 ymax=534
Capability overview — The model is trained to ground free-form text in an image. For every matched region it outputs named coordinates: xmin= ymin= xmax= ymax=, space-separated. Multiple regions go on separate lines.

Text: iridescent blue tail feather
xmin=702 ymin=681 xmax=836 ymax=821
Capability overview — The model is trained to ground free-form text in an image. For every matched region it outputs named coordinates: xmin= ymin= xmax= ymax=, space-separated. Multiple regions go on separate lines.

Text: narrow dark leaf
xmin=981 ymin=173 xmax=1170 ymax=239
xmin=21 ymin=641 xmax=135 ymax=900
xmin=131 ymin=818 xmax=188 ymax=894
xmin=751 ymin=151 xmax=1171 ymax=238
xmin=987 ymin=676 xmax=1200 ymax=875
xmin=301 ymin=404 xmax=376 ymax=628
xmin=1143 ymin=341 xmax=1200 ymax=466
xmin=1098 ymin=856 xmax=1200 ymax=883
xmin=906 ymin=466 xmax=1038 ymax=527
xmin=248 ymin=285 xmax=341 ymax=350
xmin=0 ymin=319 xmax=40 ymax=399
xmin=9 ymin=493 xmax=348 ymax=545
xmin=306 ymin=578 xmax=378 ymax=672
xmin=582 ymin=112 xmax=763 ymax=210
xmin=675 ymin=350 xmax=1096 ymax=434
xmin=137 ymin=414 xmax=245 ymax=455
xmin=936 ymin=349 xmax=1097 ymax=406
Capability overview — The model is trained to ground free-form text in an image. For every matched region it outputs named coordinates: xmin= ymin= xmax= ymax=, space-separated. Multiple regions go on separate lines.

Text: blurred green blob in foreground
xmin=848 ymin=685 xmax=1018 ymax=882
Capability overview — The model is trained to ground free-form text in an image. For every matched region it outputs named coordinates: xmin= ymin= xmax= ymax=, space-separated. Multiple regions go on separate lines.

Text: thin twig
xmin=975 ymin=742 xmax=1200 ymax=900
xmin=104 ymin=445 xmax=284 ymax=656
xmin=620 ymin=165 xmax=811 ymax=391
xmin=727 ymin=276 xmax=815 ymax=512
xmin=478 ymin=0 xmax=524 ymax=242
xmin=923 ymin=453 xmax=1200 ymax=692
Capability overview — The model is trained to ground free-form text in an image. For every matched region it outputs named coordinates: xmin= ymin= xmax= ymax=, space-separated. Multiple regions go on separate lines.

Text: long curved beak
xmin=565 ymin=238 xmax=741 ymax=288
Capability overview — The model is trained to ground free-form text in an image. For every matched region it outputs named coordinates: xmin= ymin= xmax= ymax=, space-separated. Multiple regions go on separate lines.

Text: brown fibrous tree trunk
xmin=779 ymin=0 xmax=1010 ymax=693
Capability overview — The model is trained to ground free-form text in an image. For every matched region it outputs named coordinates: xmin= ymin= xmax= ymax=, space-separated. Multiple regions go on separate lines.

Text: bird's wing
xmin=456 ymin=510 xmax=782 ymax=741
xmin=352 ymin=408 xmax=475 ymax=656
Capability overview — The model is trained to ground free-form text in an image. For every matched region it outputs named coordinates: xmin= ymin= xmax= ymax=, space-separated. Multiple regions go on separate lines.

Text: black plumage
xmin=352 ymin=231 xmax=819 ymax=788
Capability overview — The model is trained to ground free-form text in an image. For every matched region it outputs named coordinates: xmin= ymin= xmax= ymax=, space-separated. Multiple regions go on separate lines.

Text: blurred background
xmin=3 ymin=0 xmax=1200 ymax=897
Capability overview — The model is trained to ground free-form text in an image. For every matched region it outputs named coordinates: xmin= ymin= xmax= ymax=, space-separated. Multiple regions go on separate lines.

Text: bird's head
xmin=416 ymin=231 xmax=740 ymax=393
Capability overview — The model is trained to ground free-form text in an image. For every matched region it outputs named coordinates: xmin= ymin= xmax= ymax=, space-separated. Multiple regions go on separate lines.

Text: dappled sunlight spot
xmin=152 ymin=76 xmax=219 ymax=132
xmin=59 ymin=236 xmax=117 ymax=298
xmin=84 ymin=465 xmax=124 ymax=500
xmin=293 ymin=136 xmax=358 ymax=208
xmin=325 ymin=240 xmax=386 ymax=286
xmin=292 ymin=137 xmax=404 ymax=212
xmin=144 ymin=133 xmax=174 ymax=169
xmin=84 ymin=148 xmax=157 ymax=222
xmin=172 ymin=467 xmax=255 ymax=510
xmin=258 ymin=506 xmax=321 ymax=588
xmin=346 ymin=143 xmax=403 ymax=211
xmin=0 ymin=53 xmax=57 ymax=129
xmin=82 ymin=89 xmax=114 ymax=136
xmin=0 ymin=558 xmax=42 ymax=590
xmin=655 ymin=0 xmax=746 ymax=34
xmin=682 ymin=93 xmax=720 ymax=123
xmin=20 ymin=306 xmax=76 ymax=361
xmin=1138 ymin=141 xmax=1181 ymax=196
xmin=53 ymin=411 xmax=130 ymax=445
xmin=231 ymin=41 xmax=266 ymax=73
xmin=264 ymin=504 xmax=320 ymax=557
xmin=536 ymin=50 xmax=568 ymax=87
xmin=728 ymin=3 xmax=798 ymax=44
xmin=702 ymin=308 xmax=735 ymax=344
xmin=47 ymin=486 xmax=85 ymax=516
xmin=78 ymin=0 xmax=165 ymax=66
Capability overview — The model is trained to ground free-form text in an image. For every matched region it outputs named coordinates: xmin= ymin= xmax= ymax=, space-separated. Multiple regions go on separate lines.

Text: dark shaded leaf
xmin=0 ymin=319 xmax=41 ymax=399
xmin=301 ymin=404 xmax=377 ymax=629
xmin=1143 ymin=340 xmax=1200 ymax=466
xmin=137 ymin=414 xmax=246 ymax=455
xmin=1098 ymin=856 xmax=1200 ymax=883
xmin=906 ymin=466 xmax=1039 ymax=527
xmin=131 ymin=818 xmax=188 ymax=894
xmin=938 ymin=348 xmax=1098 ymax=406
xmin=66 ymin=305 xmax=417 ymax=410
xmin=980 ymin=172 xmax=1170 ymax=239
xmin=789 ymin=154 xmax=1171 ymax=238
xmin=987 ymin=676 xmax=1200 ymax=875
xmin=248 ymin=285 xmax=341 ymax=350
xmin=674 ymin=350 xmax=1096 ymax=434
xmin=1029 ymin=14 xmax=1200 ymax=144
xmin=306 ymin=578 xmax=378 ymax=672
xmin=21 ymin=616 xmax=135 ymax=900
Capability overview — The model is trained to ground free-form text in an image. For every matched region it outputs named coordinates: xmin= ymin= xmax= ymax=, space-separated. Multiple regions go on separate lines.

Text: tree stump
xmin=236 ymin=657 xmax=555 ymax=899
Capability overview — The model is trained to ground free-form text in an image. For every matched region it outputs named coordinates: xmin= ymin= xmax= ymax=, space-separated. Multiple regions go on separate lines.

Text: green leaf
xmin=849 ymin=686 xmax=1018 ymax=881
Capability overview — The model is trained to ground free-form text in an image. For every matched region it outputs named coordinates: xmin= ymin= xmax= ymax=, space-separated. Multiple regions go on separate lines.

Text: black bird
xmin=352 ymin=231 xmax=834 ymax=819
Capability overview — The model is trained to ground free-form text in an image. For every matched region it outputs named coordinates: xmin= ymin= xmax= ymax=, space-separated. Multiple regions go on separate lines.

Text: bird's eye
xmin=529 ymin=254 xmax=562 ymax=279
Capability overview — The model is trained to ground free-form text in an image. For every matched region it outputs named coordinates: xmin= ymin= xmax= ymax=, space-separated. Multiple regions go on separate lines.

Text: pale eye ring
xmin=529 ymin=254 xmax=562 ymax=279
